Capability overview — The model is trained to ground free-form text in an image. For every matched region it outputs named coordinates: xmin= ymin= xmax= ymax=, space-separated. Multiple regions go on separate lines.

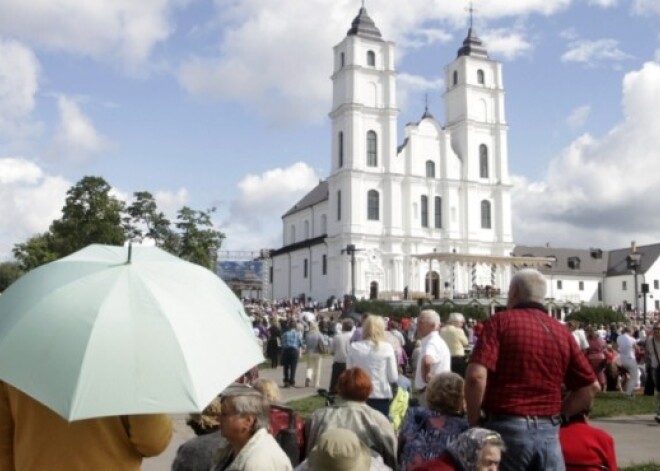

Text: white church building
xmin=269 ymin=6 xmax=544 ymax=303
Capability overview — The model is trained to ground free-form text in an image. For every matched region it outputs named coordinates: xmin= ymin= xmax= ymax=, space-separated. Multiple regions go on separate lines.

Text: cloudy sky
xmin=0 ymin=0 xmax=659 ymax=260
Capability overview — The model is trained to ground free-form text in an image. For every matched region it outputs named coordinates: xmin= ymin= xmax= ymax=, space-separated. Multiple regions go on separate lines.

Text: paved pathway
xmin=144 ymin=358 xmax=660 ymax=469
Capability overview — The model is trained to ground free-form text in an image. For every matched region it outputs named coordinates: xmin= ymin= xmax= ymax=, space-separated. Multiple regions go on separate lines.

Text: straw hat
xmin=307 ymin=428 xmax=372 ymax=471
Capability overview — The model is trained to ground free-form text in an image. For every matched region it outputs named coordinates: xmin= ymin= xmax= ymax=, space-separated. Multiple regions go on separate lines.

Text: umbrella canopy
xmin=0 ymin=244 xmax=264 ymax=421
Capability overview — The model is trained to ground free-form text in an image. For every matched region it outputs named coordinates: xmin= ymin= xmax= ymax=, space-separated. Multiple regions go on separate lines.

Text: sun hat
xmin=307 ymin=428 xmax=372 ymax=471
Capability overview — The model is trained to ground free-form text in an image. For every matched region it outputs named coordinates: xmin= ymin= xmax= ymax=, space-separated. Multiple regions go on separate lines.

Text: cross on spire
xmin=424 ymin=93 xmax=429 ymax=112
xmin=467 ymin=2 xmax=476 ymax=29
xmin=362 ymin=0 xmax=366 ymax=8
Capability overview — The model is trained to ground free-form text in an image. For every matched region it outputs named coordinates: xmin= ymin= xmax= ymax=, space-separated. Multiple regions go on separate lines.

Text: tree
xmin=50 ymin=176 xmax=126 ymax=256
xmin=565 ymin=307 xmax=627 ymax=326
xmin=124 ymin=191 xmax=179 ymax=252
xmin=0 ymin=261 xmax=24 ymax=292
xmin=175 ymin=206 xmax=225 ymax=270
xmin=13 ymin=233 xmax=59 ymax=271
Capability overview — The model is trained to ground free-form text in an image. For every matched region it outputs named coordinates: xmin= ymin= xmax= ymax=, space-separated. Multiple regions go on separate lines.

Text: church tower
xmin=326 ymin=7 xmax=398 ymax=295
xmin=443 ymin=25 xmax=514 ymax=255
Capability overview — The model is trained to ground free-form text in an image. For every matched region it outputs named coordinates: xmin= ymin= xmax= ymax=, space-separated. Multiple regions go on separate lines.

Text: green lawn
xmin=288 ymin=391 xmax=658 ymax=420
xmin=621 ymin=465 xmax=660 ymax=471
xmin=590 ymin=392 xmax=657 ymax=419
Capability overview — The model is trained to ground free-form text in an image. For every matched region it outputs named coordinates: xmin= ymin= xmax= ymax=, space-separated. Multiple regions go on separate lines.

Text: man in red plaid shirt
xmin=465 ymin=268 xmax=600 ymax=471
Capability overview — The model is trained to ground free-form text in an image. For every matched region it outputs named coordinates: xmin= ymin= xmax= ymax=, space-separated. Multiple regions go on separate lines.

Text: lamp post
xmin=626 ymin=244 xmax=642 ymax=321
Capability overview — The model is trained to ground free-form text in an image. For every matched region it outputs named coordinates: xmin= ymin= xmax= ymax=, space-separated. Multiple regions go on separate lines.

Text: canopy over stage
xmin=411 ymin=252 xmax=557 ymax=268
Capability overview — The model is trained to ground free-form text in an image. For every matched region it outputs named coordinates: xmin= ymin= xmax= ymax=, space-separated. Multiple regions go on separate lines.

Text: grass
xmin=287 ymin=391 xmax=658 ymax=420
xmin=286 ymin=395 xmax=327 ymax=418
xmin=590 ymin=391 xmax=657 ymax=419
xmin=621 ymin=465 xmax=660 ymax=471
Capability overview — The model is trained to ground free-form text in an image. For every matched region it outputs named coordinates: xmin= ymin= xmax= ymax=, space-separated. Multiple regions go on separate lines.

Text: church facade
xmin=270 ymin=7 xmax=515 ymax=302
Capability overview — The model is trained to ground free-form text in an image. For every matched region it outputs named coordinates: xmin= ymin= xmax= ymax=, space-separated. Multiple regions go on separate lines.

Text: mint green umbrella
xmin=0 ymin=244 xmax=263 ymax=421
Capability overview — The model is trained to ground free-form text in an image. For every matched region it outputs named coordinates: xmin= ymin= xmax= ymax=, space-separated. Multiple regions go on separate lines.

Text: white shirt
xmin=347 ymin=340 xmax=398 ymax=399
xmin=331 ymin=332 xmax=352 ymax=363
xmin=617 ymin=333 xmax=637 ymax=361
xmin=415 ymin=331 xmax=451 ymax=390
xmin=572 ymin=329 xmax=588 ymax=350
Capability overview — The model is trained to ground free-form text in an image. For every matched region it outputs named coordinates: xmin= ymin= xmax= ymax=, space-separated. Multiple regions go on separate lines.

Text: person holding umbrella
xmin=0 ymin=380 xmax=172 ymax=471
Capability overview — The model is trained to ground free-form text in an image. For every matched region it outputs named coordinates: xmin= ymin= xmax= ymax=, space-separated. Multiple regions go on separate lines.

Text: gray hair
xmin=221 ymin=388 xmax=270 ymax=432
xmin=419 ymin=309 xmax=441 ymax=328
xmin=426 ymin=372 xmax=464 ymax=414
xmin=509 ymin=269 xmax=546 ymax=304
xmin=447 ymin=312 xmax=465 ymax=324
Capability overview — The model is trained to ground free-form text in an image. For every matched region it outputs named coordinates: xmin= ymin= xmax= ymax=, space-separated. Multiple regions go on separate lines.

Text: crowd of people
xmin=166 ymin=267 xmax=660 ymax=470
xmin=3 ymin=268 xmax=659 ymax=470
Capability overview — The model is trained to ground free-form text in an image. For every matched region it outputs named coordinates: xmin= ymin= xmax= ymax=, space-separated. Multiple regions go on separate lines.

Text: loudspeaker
xmin=641 ymin=283 xmax=650 ymax=294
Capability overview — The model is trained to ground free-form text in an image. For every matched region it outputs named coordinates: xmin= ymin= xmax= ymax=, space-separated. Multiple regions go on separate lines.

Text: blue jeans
xmin=483 ymin=416 xmax=565 ymax=471
xmin=281 ymin=347 xmax=299 ymax=386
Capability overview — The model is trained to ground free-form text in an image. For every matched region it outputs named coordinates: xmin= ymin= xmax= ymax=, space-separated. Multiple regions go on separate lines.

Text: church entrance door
xmin=369 ymin=281 xmax=378 ymax=300
xmin=425 ymin=271 xmax=440 ymax=299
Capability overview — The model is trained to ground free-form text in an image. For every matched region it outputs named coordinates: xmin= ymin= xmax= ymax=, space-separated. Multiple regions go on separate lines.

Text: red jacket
xmin=559 ymin=417 xmax=617 ymax=471
xmin=409 ymin=451 xmax=460 ymax=471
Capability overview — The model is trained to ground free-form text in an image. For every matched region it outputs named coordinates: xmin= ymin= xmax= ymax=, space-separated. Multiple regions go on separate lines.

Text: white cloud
xmin=0 ymin=39 xmax=41 ymax=140
xmin=633 ymin=0 xmax=660 ymax=16
xmin=397 ymin=73 xmax=444 ymax=112
xmin=561 ymin=38 xmax=631 ymax=65
xmin=481 ymin=29 xmax=533 ymax=60
xmin=588 ymin=0 xmax=618 ymax=8
xmin=155 ymin=188 xmax=189 ymax=218
xmin=0 ymin=158 xmax=69 ymax=260
xmin=49 ymin=96 xmax=110 ymax=164
xmin=0 ymin=0 xmax=176 ymax=71
xmin=566 ymin=104 xmax=591 ymax=128
xmin=513 ymin=61 xmax=660 ymax=249
xmin=222 ymin=162 xmax=321 ymax=250
xmin=177 ymin=0 xmax=572 ymax=124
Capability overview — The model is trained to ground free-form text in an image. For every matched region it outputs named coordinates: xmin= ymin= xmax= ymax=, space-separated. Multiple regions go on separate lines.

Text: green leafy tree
xmin=124 ymin=191 xmax=179 ymax=252
xmin=50 ymin=176 xmax=126 ymax=255
xmin=12 ymin=233 xmax=59 ymax=271
xmin=0 ymin=261 xmax=24 ymax=292
xmin=175 ymin=206 xmax=225 ymax=270
xmin=565 ymin=306 xmax=627 ymax=326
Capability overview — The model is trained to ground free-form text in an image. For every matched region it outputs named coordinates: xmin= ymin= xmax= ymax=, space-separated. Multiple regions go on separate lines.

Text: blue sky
xmin=1 ymin=0 xmax=659 ymax=260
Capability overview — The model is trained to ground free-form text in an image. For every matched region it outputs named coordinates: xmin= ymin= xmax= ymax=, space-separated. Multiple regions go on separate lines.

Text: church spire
xmin=347 ymin=3 xmax=383 ymax=41
xmin=457 ymin=2 xmax=488 ymax=58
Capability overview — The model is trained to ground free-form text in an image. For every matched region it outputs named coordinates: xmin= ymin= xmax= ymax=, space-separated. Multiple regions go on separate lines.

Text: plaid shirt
xmin=469 ymin=303 xmax=596 ymax=416
xmin=281 ymin=329 xmax=303 ymax=349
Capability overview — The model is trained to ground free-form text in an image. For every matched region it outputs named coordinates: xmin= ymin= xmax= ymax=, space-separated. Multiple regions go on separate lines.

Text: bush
xmin=565 ymin=306 xmax=627 ymax=326
xmin=353 ymin=299 xmax=490 ymax=322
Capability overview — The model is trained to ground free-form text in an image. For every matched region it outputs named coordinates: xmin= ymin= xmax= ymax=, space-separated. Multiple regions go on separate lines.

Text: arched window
xmin=367 ymin=190 xmax=379 ymax=221
xmin=421 ymin=195 xmax=428 ymax=227
xmin=304 ymin=258 xmax=308 ymax=278
xmin=322 ymin=254 xmax=327 ymax=275
xmin=321 ymin=214 xmax=327 ymax=234
xmin=481 ymin=200 xmax=492 ymax=229
xmin=367 ymin=131 xmax=378 ymax=167
xmin=340 ymin=52 xmax=345 ymax=68
xmin=304 ymin=220 xmax=310 ymax=239
xmin=290 ymin=225 xmax=296 ymax=244
xmin=479 ymin=144 xmax=489 ymax=178
xmin=338 ymin=131 xmax=344 ymax=168
xmin=367 ymin=50 xmax=376 ymax=66
xmin=426 ymin=160 xmax=436 ymax=178
xmin=337 ymin=190 xmax=342 ymax=221
xmin=453 ymin=70 xmax=458 ymax=86
xmin=434 ymin=196 xmax=442 ymax=228
xmin=477 ymin=69 xmax=485 ymax=85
